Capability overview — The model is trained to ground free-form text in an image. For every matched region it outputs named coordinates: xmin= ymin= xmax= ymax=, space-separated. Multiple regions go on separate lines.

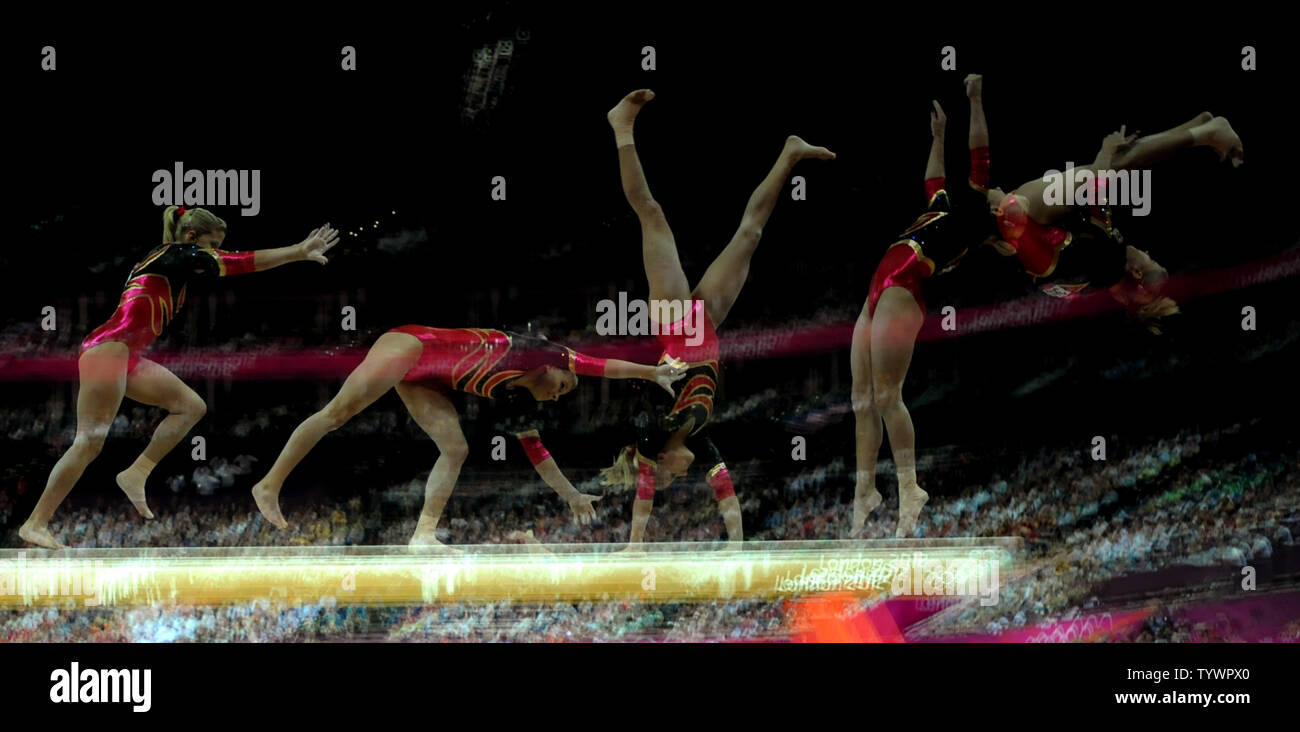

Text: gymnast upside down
xmin=250 ymin=326 xmax=685 ymax=547
xmin=601 ymin=89 xmax=835 ymax=548
xmin=19 ymin=206 xmax=339 ymax=550
xmin=853 ymin=77 xmax=1247 ymax=540
xmin=985 ymin=103 xmax=1244 ymax=327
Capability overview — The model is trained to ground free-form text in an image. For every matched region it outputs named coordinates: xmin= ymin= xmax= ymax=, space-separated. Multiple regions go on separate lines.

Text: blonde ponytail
xmin=599 ymin=447 xmax=640 ymax=491
xmin=1133 ymin=296 xmax=1181 ymax=336
xmin=162 ymin=205 xmax=182 ymax=242
xmin=162 ymin=206 xmax=228 ymax=244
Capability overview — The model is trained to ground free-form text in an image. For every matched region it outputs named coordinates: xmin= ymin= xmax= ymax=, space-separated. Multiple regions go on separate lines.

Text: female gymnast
xmin=249 ymin=326 xmax=685 ymax=548
xmin=985 ymin=107 xmax=1244 ymax=326
xmin=18 ymin=206 xmax=339 ymax=549
xmin=855 ymin=81 xmax=1244 ymax=539
xmin=851 ymin=75 xmax=992 ymax=539
xmin=601 ymin=89 xmax=835 ymax=548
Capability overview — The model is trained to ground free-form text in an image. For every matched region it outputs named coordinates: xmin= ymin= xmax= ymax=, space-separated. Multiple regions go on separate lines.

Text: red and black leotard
xmin=995 ymin=180 xmax=1129 ymax=297
xmin=386 ymin=325 xmax=610 ymax=469
xmin=387 ymin=325 xmax=607 ymax=396
xmin=993 ymin=193 xmax=1071 ymax=279
xmin=867 ymin=146 xmax=991 ymax=318
xmin=81 ymin=243 xmax=256 ymax=371
xmin=618 ymin=299 xmax=731 ymax=501
xmin=653 ymin=299 xmax=720 ymax=437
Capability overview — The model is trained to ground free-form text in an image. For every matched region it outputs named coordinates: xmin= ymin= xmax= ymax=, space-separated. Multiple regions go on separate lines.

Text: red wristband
xmin=570 ymin=351 xmax=607 ymax=377
xmin=517 ymin=431 xmax=552 ymax=465
xmin=707 ymin=463 xmax=736 ymax=501
xmin=635 ymin=454 xmax=656 ymax=501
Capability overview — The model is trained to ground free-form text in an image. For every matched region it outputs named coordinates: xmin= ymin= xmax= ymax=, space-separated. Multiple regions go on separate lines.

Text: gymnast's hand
xmin=1096 ymin=126 xmax=1140 ymax=169
xmin=298 ymin=224 xmax=341 ymax=265
xmin=963 ymin=74 xmax=982 ymax=99
xmin=930 ymin=100 xmax=947 ymax=138
xmin=567 ymin=492 xmax=603 ymax=525
xmin=653 ymin=360 xmax=688 ymax=396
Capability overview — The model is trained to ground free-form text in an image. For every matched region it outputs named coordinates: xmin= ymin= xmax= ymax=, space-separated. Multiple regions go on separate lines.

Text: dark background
xmin=1 ymin=9 xmax=1295 ymax=524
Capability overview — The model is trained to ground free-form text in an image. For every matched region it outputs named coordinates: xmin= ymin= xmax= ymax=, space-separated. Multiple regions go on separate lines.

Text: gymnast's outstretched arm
xmin=597 ymin=357 xmax=686 ymax=395
xmin=242 ymin=224 xmax=341 ymax=271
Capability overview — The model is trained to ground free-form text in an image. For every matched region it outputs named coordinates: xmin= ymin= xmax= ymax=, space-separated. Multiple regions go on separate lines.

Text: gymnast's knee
xmin=319 ymin=402 xmax=362 ymax=431
xmin=176 ymin=392 xmax=207 ymax=421
xmin=440 ymin=436 xmax=470 ymax=466
xmin=735 ymin=222 xmax=763 ymax=247
xmin=73 ymin=427 xmax=110 ymax=459
xmin=627 ymin=195 xmax=664 ymax=224
xmin=873 ymin=386 xmax=904 ymax=414
xmin=851 ymin=388 xmax=876 ymax=419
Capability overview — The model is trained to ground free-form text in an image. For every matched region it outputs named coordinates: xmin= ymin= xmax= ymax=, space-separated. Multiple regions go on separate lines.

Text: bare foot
xmin=607 ymin=89 xmax=655 ymax=141
xmin=851 ymin=488 xmax=883 ymax=536
xmin=615 ymin=542 xmax=646 ymax=556
xmin=1175 ymin=111 xmax=1213 ymax=133
xmin=408 ymin=531 xmax=463 ymax=554
xmin=896 ymin=484 xmax=930 ymax=538
xmin=717 ymin=540 xmax=743 ymax=555
xmin=507 ymin=530 xmax=553 ymax=555
xmin=783 ymin=135 xmax=836 ymax=162
xmin=115 ymin=467 xmax=155 ymax=519
xmin=1195 ymin=116 xmax=1244 ymax=167
xmin=19 ymin=522 xmax=66 ymax=550
xmin=251 ymin=481 xmax=288 ymax=529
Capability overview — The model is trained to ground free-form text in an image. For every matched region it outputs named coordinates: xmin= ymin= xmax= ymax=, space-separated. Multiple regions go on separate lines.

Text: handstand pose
xmin=602 ymin=89 xmax=835 ymax=547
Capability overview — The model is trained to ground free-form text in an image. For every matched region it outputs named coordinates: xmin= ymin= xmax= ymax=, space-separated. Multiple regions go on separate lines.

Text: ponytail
xmin=599 ymin=446 xmax=639 ymax=492
xmin=162 ymin=206 xmax=228 ymax=244
xmin=1132 ymin=296 xmax=1180 ymax=336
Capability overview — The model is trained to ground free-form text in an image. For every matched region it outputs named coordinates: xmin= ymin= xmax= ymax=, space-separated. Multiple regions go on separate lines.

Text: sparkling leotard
xmin=387 ymin=325 xmax=610 ymax=468
xmin=867 ymin=146 xmax=991 ymax=318
xmin=387 ymin=325 xmax=606 ymax=396
xmin=81 ymin=243 xmax=256 ymax=371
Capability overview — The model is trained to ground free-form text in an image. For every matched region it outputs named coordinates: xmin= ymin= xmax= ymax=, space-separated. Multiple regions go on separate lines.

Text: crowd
xmin=1 ymin=598 xmax=797 ymax=643
xmin=1 ymin=416 xmax=1295 ymax=642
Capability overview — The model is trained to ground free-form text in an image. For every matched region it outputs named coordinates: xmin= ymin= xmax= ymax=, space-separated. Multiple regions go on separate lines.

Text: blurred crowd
xmin=2 ymin=418 xmax=1295 ymax=642
xmin=1 ymin=599 xmax=790 ymax=643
